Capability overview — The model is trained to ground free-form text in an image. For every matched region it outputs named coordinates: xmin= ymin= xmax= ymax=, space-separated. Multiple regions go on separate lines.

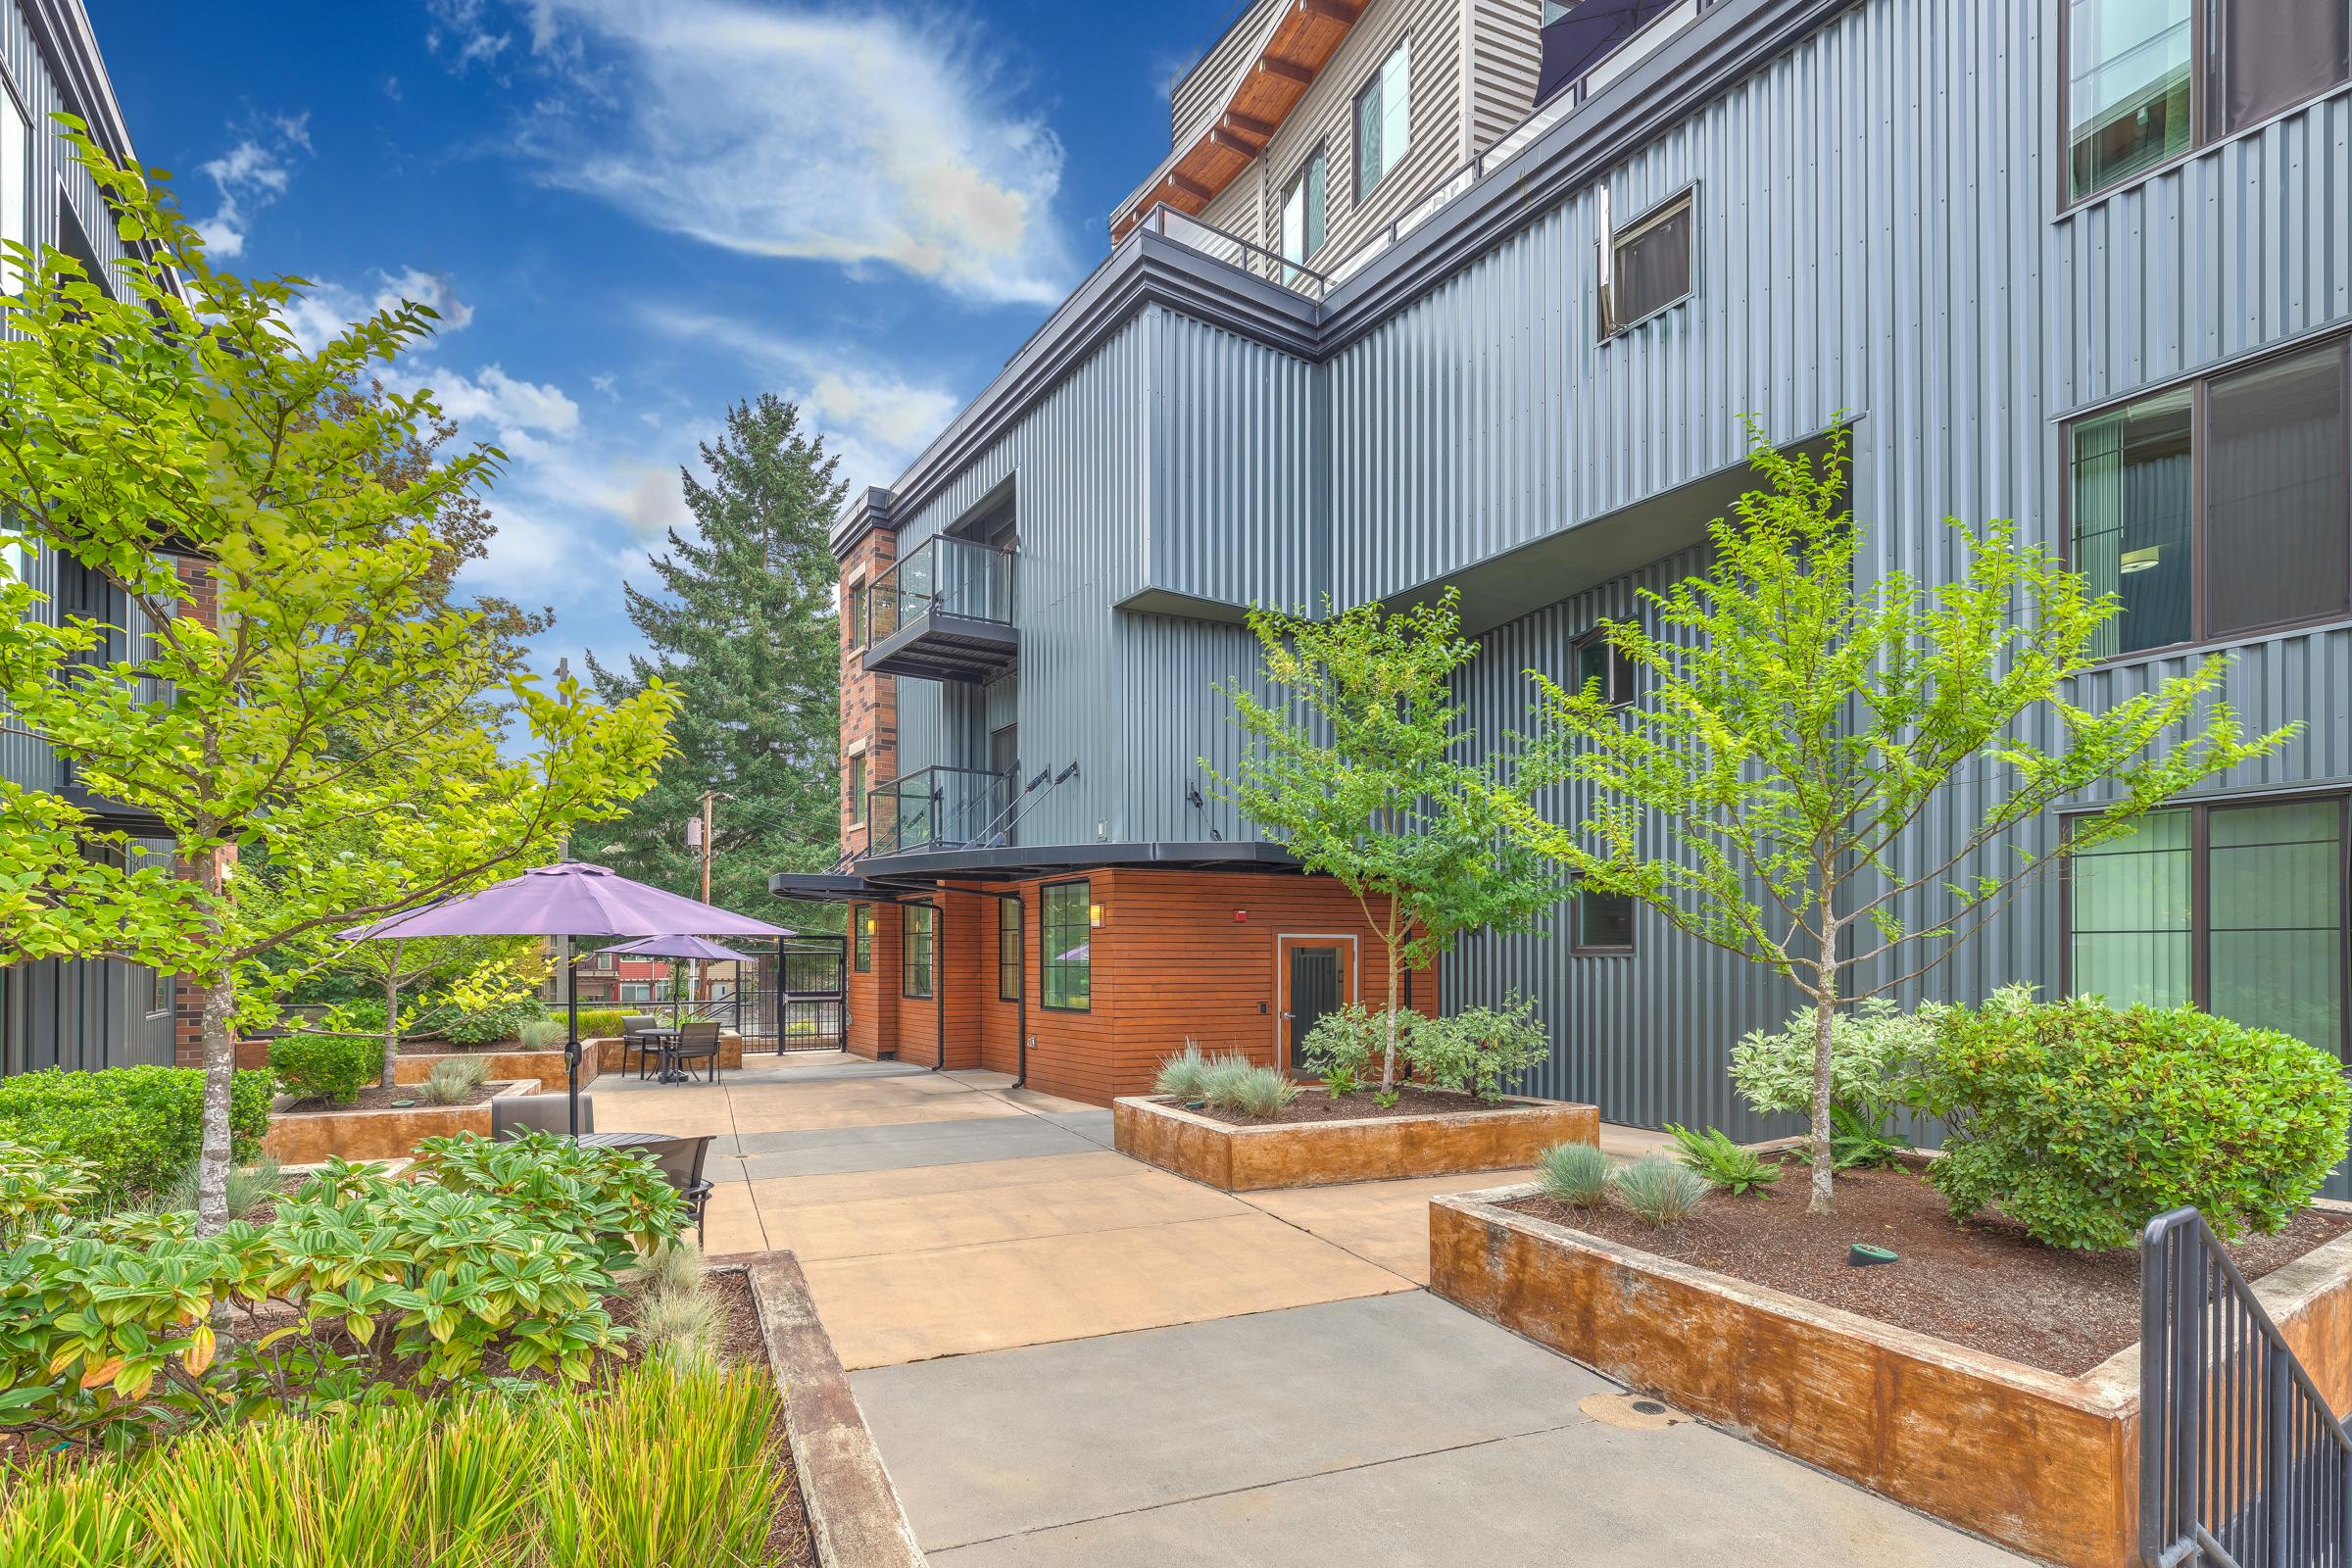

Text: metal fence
xmin=2141 ymin=1207 xmax=2352 ymax=1567
xmin=778 ymin=937 xmax=845 ymax=1054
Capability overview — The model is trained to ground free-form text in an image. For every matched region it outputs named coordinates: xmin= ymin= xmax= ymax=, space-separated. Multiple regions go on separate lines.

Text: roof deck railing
xmin=866 ymin=764 xmax=1018 ymax=858
xmin=867 ymin=533 xmax=1015 ymax=645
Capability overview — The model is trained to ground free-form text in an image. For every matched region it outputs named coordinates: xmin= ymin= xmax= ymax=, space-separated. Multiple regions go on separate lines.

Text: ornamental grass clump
xmin=418 ymin=1054 xmax=490 ymax=1106
xmin=1234 ymin=1066 xmax=1300 ymax=1118
xmin=1154 ymin=1043 xmax=1210 ymax=1102
xmin=632 ymin=1240 xmax=722 ymax=1372
xmin=1610 ymin=1155 xmax=1709 ymax=1227
xmin=1536 ymin=1141 xmax=1610 ymax=1207
xmin=1912 ymin=990 xmax=2352 ymax=1250
xmin=159 ymin=1156 xmax=280 ymax=1222
xmin=1195 ymin=1054 xmax=1258 ymax=1113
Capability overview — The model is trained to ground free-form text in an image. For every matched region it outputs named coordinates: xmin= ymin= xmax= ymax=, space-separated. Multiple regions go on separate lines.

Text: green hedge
xmin=1917 ymin=993 xmax=2352 ymax=1250
xmin=0 ymin=1067 xmax=271 ymax=1203
xmin=574 ymin=1008 xmax=626 ymax=1040
xmin=270 ymin=1033 xmax=383 ymax=1106
xmin=441 ymin=999 xmax=551 ymax=1047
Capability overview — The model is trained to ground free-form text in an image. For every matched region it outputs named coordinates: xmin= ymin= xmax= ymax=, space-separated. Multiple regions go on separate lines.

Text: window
xmin=2069 ymin=336 xmax=2350 ymax=658
xmin=998 ymin=895 xmax=1023 ymax=1001
xmin=148 ymin=969 xmax=172 ymax=1018
xmin=902 ymin=905 xmax=935 ymax=999
xmin=2067 ymin=797 xmax=2346 ymax=1056
xmin=0 ymin=82 xmax=24 ymax=295
xmin=1042 ymin=881 xmax=1092 ymax=1010
xmin=1598 ymin=189 xmax=1693 ymax=337
xmin=1572 ymin=877 xmax=1636 ymax=954
xmin=847 ymin=580 xmax=868 ymax=649
xmin=1280 ymin=146 xmax=1327 ymax=281
xmin=1352 ymin=34 xmax=1412 ymax=201
xmin=852 ymin=904 xmax=873 ymax=972
xmin=2065 ymin=0 xmax=2350 ymax=202
xmin=621 ymin=983 xmax=652 ymax=1004
xmin=848 ymin=752 xmax=868 ymax=825
xmin=1571 ymin=628 xmax=1635 ymax=707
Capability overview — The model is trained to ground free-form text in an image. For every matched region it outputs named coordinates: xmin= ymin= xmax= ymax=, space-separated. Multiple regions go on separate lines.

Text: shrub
xmin=0 ymin=1140 xmax=95 ymax=1246
xmin=1196 ymin=1054 xmax=1258 ymax=1112
xmin=0 ymin=1362 xmax=781 ymax=1567
xmin=0 ymin=1066 xmax=271 ymax=1205
xmin=158 ymin=1156 xmax=281 ymax=1223
xmin=405 ymin=1130 xmax=688 ymax=1267
xmin=1610 ymin=1155 xmax=1709 ymax=1226
xmin=1730 ymin=996 xmax=1939 ymax=1122
xmin=418 ymin=1054 xmax=489 ymax=1106
xmin=1664 ymin=1124 xmax=1780 ymax=1196
xmin=1536 ymin=1141 xmax=1610 ymax=1207
xmin=1401 ymin=998 xmax=1548 ymax=1101
xmin=1154 ymin=1042 xmax=1210 ymax=1101
xmin=1298 ymin=1003 xmax=1386 ymax=1086
xmin=1233 ymin=1066 xmax=1300 ymax=1118
xmin=442 ymin=999 xmax=551 ymax=1047
xmin=1913 ymin=993 xmax=2352 ymax=1250
xmin=515 ymin=1017 xmax=567 ymax=1051
xmin=270 ymin=1032 xmax=383 ymax=1105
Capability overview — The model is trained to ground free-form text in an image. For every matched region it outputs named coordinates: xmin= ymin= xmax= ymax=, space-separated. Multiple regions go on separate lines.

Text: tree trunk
xmin=377 ymin=941 xmax=404 ymax=1091
xmin=1378 ymin=935 xmax=1403 ymax=1091
xmin=1807 ymin=921 xmax=1839 ymax=1217
xmin=195 ymin=964 xmax=238 ymax=1237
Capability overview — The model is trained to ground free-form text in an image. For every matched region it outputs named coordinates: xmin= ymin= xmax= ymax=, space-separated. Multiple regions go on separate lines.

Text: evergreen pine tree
xmin=589 ymin=394 xmax=845 ymax=926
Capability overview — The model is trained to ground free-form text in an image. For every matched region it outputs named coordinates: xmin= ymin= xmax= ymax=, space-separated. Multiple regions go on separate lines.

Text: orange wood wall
xmin=848 ymin=870 xmax=1436 ymax=1105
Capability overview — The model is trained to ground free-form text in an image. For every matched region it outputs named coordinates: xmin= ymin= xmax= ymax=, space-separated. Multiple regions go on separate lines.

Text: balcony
xmin=866 ymin=765 xmax=1017 ymax=858
xmin=863 ymin=534 xmax=1017 ymax=684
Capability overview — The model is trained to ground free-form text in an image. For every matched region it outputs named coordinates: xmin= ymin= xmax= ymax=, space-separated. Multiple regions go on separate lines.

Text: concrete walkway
xmin=593 ymin=1053 xmax=2016 ymax=1564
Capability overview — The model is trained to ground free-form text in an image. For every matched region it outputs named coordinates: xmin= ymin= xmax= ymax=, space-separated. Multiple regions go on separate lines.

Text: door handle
xmin=1279 ymin=1011 xmax=1293 ymax=1019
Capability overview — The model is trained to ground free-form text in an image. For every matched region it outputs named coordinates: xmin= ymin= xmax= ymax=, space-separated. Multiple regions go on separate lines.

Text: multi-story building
xmin=782 ymin=0 xmax=2352 ymax=1139
xmin=0 ymin=2 xmax=205 ymax=1077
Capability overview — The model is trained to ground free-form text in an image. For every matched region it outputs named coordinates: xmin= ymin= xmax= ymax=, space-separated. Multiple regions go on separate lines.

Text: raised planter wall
xmin=393 ymin=1049 xmax=593 ymax=1095
xmin=263 ymin=1081 xmax=534 ymax=1165
xmin=1429 ymin=1185 xmax=2352 ymax=1568
xmin=1114 ymin=1094 xmax=1597 ymax=1193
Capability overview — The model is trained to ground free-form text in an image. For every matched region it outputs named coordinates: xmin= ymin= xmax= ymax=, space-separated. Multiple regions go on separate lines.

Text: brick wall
xmin=838 ymin=530 xmax=897 ymax=856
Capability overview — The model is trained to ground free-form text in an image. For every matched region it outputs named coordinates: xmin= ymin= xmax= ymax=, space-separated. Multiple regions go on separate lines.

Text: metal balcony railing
xmin=866 ymin=764 xmax=1018 ymax=858
xmin=863 ymin=535 xmax=1018 ymax=683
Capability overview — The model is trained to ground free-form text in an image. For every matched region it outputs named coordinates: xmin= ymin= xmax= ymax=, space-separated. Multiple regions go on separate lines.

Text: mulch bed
xmin=1173 ymin=1085 xmax=1525 ymax=1127
xmin=276 ymin=1083 xmax=500 ymax=1114
xmin=1508 ymin=1159 xmax=2352 ymax=1378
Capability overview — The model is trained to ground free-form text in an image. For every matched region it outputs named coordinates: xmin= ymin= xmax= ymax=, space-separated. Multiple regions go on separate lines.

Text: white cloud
xmin=473 ymin=0 xmax=1070 ymax=306
xmin=194 ymin=114 xmax=311 ymax=259
xmin=425 ymin=0 xmax=514 ymax=70
xmin=277 ymin=268 xmax=474 ymax=356
xmin=408 ymin=365 xmax=580 ymax=451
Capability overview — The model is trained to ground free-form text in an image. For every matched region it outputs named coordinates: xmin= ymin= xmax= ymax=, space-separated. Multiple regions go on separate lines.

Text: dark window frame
xmin=148 ymin=969 xmax=172 ymax=1018
xmin=848 ymin=751 xmax=868 ymax=826
xmin=901 ymin=904 xmax=935 ymax=1000
xmin=2058 ymin=0 xmax=2352 ymax=210
xmin=2058 ymin=789 xmax=2352 ymax=1058
xmin=1597 ymin=186 xmax=1696 ymax=340
xmin=1570 ymin=875 xmax=1638 ymax=956
xmin=1350 ymin=32 xmax=1412 ymax=205
xmin=847 ymin=579 xmax=868 ymax=650
xmin=1569 ymin=626 xmax=1637 ymax=708
xmin=998 ymin=893 xmax=1023 ymax=1002
xmin=1040 ymin=877 xmax=1093 ymax=1012
xmin=1280 ymin=142 xmax=1329 ymax=268
xmin=2060 ymin=328 xmax=2352 ymax=663
xmin=852 ymin=904 xmax=872 ymax=973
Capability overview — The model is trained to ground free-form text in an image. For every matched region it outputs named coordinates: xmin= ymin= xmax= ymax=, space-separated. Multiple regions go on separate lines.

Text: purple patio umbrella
xmin=341 ymin=862 xmax=791 ymax=1132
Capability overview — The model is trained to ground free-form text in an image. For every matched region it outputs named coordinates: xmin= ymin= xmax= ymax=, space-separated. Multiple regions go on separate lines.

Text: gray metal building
xmin=833 ymin=0 xmax=2352 ymax=1139
xmin=0 ymin=0 xmax=187 ymax=1076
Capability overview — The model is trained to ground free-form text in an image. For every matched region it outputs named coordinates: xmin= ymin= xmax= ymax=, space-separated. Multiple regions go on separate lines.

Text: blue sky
xmin=96 ymin=0 xmax=1232 ymax=682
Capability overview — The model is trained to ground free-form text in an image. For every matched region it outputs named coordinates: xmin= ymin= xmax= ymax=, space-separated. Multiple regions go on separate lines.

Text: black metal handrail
xmin=2141 ymin=1207 xmax=2352 ymax=1567
xmin=868 ymin=534 xmax=1013 ymax=644
xmin=866 ymin=764 xmax=1016 ymax=858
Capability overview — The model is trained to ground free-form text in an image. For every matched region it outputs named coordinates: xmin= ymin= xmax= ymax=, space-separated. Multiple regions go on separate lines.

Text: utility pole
xmin=698 ymin=790 xmax=716 ymax=904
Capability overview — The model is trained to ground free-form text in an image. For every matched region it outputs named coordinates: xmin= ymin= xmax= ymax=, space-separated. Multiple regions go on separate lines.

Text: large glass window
xmin=2067 ymin=0 xmax=2350 ymax=202
xmin=1042 ymin=881 xmax=1092 ymax=1010
xmin=0 ymin=83 xmax=24 ymax=295
xmin=2070 ymin=337 xmax=2350 ymax=657
xmin=852 ymin=905 xmax=872 ymax=972
xmin=848 ymin=753 xmax=867 ymax=825
xmin=2070 ymin=798 xmax=2346 ymax=1056
xmin=1280 ymin=146 xmax=1327 ymax=282
xmin=902 ymin=905 xmax=934 ymax=1000
xmin=1352 ymin=35 xmax=1411 ymax=201
xmin=848 ymin=581 xmax=867 ymax=650
xmin=998 ymin=895 xmax=1023 ymax=1001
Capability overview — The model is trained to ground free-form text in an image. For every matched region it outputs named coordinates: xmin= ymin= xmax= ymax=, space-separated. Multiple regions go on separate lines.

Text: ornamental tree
xmin=0 ymin=125 xmax=673 ymax=1233
xmin=1203 ymin=589 xmax=1559 ymax=1092
xmin=1497 ymin=422 xmax=2289 ymax=1215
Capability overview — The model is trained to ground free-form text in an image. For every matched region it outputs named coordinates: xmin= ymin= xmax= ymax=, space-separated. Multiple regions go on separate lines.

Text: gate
xmin=777 ymin=936 xmax=847 ymax=1054
xmin=2141 ymin=1207 xmax=2352 ymax=1566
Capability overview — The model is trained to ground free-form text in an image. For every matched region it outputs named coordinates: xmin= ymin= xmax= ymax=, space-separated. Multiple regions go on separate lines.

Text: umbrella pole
xmin=566 ymin=956 xmax=582 ymax=1136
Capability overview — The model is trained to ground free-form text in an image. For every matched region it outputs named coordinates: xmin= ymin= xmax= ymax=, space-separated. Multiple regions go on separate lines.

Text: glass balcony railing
xmin=866 ymin=764 xmax=1018 ymax=858
xmin=861 ymin=534 xmax=1019 ymax=683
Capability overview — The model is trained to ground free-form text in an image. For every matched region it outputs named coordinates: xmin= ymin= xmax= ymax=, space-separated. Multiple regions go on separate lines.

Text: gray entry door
xmin=1282 ymin=942 xmax=1348 ymax=1071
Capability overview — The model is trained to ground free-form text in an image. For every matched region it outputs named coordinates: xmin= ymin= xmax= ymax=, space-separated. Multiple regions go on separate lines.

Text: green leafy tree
xmin=1203 ymin=589 xmax=1560 ymax=1091
xmin=589 ymin=394 xmax=845 ymax=925
xmin=1497 ymin=422 xmax=2290 ymax=1214
xmin=0 ymin=125 xmax=674 ymax=1233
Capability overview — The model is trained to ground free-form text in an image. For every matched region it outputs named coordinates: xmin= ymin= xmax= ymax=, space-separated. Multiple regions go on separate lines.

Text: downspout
xmin=1013 ymin=888 xmax=1028 ymax=1089
xmin=933 ymin=900 xmax=947 ymax=1072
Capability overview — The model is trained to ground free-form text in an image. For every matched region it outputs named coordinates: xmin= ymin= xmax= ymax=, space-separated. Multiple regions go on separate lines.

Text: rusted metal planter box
xmin=263 ymin=1081 xmax=534 ymax=1165
xmin=1429 ymin=1184 xmax=2352 ymax=1568
xmin=1113 ymin=1094 xmax=1597 ymax=1193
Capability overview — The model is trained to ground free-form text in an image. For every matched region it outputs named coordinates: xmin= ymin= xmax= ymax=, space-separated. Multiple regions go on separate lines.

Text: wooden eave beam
xmin=1258 ymin=57 xmax=1315 ymax=85
xmin=1167 ymin=172 xmax=1215 ymax=202
xmin=1225 ymin=110 xmax=1277 ymax=139
xmin=1209 ymin=126 xmax=1263 ymax=156
xmin=1299 ymin=0 xmax=1361 ymax=22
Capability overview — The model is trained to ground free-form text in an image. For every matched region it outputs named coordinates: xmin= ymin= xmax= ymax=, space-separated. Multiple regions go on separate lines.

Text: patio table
xmin=575 ymin=1131 xmax=675 ymax=1152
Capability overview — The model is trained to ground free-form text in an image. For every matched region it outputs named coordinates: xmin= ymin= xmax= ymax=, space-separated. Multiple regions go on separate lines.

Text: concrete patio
xmin=594 ymin=1052 xmax=2017 ymax=1563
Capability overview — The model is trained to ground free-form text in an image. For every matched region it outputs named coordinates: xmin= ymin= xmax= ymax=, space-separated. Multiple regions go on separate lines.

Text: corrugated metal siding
xmin=1463 ymin=0 xmax=1544 ymax=154
xmin=889 ymin=318 xmax=1152 ymax=847
xmin=1148 ymin=307 xmax=1327 ymax=611
xmin=1117 ymin=612 xmax=1272 ymax=845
